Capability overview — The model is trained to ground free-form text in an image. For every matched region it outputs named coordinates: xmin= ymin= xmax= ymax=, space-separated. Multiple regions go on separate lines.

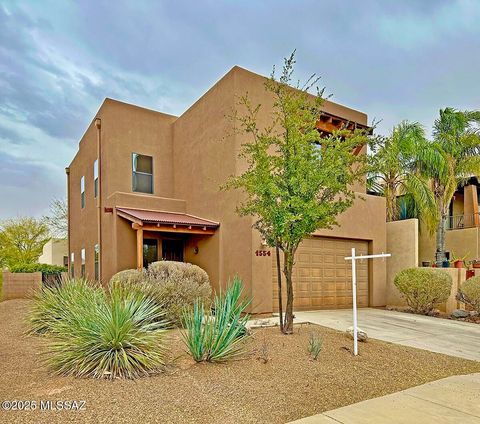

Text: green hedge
xmin=10 ymin=263 xmax=67 ymax=275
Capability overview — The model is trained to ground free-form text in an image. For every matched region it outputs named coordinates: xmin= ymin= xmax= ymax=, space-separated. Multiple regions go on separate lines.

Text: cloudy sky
xmin=1 ymin=0 xmax=479 ymax=219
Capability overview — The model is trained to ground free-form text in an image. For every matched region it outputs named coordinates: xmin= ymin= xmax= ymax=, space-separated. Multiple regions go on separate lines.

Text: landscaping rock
xmin=346 ymin=326 xmax=368 ymax=342
xmin=452 ymin=309 xmax=469 ymax=319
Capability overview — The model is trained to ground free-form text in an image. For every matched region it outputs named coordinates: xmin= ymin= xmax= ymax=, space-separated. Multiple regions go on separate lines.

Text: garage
xmin=272 ymin=236 xmax=369 ymax=311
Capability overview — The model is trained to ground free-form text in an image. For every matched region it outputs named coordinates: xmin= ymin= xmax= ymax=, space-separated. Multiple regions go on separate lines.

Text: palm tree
xmin=421 ymin=108 xmax=480 ymax=264
xmin=368 ymin=121 xmax=433 ymax=222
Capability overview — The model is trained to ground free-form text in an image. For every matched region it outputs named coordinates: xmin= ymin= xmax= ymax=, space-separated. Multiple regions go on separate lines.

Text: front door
xmin=162 ymin=239 xmax=184 ymax=262
xmin=143 ymin=239 xmax=158 ymax=268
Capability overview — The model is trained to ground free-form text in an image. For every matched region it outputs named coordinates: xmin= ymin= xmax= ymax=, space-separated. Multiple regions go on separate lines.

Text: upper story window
xmin=93 ymin=159 xmax=99 ymax=198
xmin=80 ymin=176 xmax=85 ymax=208
xmin=132 ymin=153 xmax=153 ymax=194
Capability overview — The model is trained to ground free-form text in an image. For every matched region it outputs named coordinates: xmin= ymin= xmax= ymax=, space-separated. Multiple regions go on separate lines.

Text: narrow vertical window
xmin=94 ymin=244 xmax=100 ymax=280
xmin=81 ymin=248 xmax=86 ymax=278
xmin=93 ymin=159 xmax=99 ymax=198
xmin=132 ymin=153 xmax=153 ymax=194
xmin=80 ymin=176 xmax=85 ymax=208
xmin=70 ymin=252 xmax=75 ymax=277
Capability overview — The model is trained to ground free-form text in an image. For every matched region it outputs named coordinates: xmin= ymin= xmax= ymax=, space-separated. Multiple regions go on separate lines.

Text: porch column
xmin=133 ymin=223 xmax=143 ymax=270
xmin=464 ymin=185 xmax=479 ymax=227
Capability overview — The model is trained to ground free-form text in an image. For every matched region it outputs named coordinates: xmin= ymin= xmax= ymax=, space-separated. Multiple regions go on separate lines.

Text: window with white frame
xmin=80 ymin=176 xmax=85 ymax=208
xmin=94 ymin=244 xmax=99 ymax=280
xmin=93 ymin=159 xmax=99 ymax=198
xmin=70 ymin=252 xmax=75 ymax=277
xmin=81 ymin=248 xmax=86 ymax=277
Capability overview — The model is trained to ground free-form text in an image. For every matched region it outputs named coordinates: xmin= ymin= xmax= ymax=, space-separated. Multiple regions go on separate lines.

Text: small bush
xmin=182 ymin=276 xmax=251 ymax=362
xmin=109 ymin=261 xmax=212 ymax=326
xmin=10 ymin=263 xmax=67 ymax=275
xmin=109 ymin=268 xmax=145 ymax=286
xmin=28 ymin=278 xmax=103 ymax=335
xmin=308 ymin=332 xmax=323 ymax=360
xmin=394 ymin=268 xmax=452 ymax=314
xmin=458 ymin=276 xmax=480 ymax=313
xmin=43 ymin=282 xmax=168 ymax=379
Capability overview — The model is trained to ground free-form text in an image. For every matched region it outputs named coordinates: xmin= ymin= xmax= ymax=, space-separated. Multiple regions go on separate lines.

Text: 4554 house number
xmin=255 ymin=250 xmax=271 ymax=257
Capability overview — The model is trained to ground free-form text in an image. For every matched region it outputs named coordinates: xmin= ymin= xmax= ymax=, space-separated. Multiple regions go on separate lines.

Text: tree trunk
xmin=275 ymin=246 xmax=284 ymax=333
xmin=435 ymin=198 xmax=447 ymax=265
xmin=283 ymin=250 xmax=295 ymax=334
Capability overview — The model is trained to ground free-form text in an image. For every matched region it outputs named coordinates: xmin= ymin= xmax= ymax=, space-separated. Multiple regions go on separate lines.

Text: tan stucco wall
xmin=419 ymin=227 xmax=480 ymax=264
xmin=2 ymin=272 xmax=42 ymax=300
xmin=38 ymin=238 xmax=68 ymax=266
xmin=385 ymin=219 xmax=419 ymax=306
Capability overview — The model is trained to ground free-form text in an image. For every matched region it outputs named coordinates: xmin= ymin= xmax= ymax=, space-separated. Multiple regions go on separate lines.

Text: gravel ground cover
xmin=1 ymin=299 xmax=480 ymax=424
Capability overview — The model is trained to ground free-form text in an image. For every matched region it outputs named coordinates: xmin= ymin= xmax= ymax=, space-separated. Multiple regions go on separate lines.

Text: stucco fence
xmin=386 ymin=219 xmax=474 ymax=314
xmin=1 ymin=271 xmax=68 ymax=301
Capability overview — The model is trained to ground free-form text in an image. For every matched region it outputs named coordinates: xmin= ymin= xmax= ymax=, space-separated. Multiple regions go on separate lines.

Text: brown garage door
xmin=272 ymin=237 xmax=369 ymax=311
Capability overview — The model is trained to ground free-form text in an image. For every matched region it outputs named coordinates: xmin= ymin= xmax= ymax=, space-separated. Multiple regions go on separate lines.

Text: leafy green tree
xmin=420 ymin=108 xmax=480 ymax=264
xmin=368 ymin=121 xmax=434 ymax=222
xmin=224 ymin=53 xmax=368 ymax=333
xmin=0 ymin=217 xmax=50 ymax=268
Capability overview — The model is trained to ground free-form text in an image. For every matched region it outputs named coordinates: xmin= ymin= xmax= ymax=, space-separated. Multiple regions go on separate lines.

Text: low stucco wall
xmin=386 ymin=219 xmax=419 ymax=306
xmin=2 ymin=272 xmax=41 ymax=300
xmin=419 ymin=226 xmax=480 ymax=264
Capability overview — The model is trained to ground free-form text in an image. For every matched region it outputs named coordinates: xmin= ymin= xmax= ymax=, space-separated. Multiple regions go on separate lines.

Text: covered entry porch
xmin=116 ymin=207 xmax=220 ymax=269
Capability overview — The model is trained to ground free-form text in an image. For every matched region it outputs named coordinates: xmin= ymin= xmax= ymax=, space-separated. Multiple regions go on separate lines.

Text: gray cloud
xmin=1 ymin=0 xmax=479 ymax=218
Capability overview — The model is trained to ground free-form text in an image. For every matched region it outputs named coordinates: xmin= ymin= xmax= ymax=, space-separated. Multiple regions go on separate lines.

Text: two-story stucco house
xmin=67 ymin=66 xmax=387 ymax=314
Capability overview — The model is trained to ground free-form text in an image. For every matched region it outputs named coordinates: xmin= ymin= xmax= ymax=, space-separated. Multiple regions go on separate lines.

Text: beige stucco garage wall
xmin=386 ymin=219 xmax=419 ymax=306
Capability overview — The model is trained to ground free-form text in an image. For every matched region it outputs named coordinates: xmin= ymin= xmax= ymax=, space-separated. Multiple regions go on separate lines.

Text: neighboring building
xmin=419 ymin=178 xmax=480 ymax=263
xmin=67 ymin=66 xmax=386 ymax=314
xmin=38 ymin=238 xmax=68 ymax=267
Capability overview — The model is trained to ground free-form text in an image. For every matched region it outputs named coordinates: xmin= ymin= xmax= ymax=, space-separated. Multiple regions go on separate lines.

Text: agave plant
xmin=28 ymin=278 xmax=103 ymax=335
xmin=44 ymin=283 xmax=169 ymax=379
xmin=182 ymin=276 xmax=251 ymax=362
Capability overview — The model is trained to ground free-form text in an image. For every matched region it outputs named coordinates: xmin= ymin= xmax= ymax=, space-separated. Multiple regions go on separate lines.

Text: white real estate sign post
xmin=345 ymin=248 xmax=391 ymax=356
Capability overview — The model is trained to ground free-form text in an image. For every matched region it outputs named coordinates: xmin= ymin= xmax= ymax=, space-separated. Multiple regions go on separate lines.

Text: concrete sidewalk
xmin=290 ymin=373 xmax=480 ymax=424
xmin=294 ymin=308 xmax=480 ymax=361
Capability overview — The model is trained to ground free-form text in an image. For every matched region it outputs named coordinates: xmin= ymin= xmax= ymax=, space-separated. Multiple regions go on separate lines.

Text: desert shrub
xmin=109 ymin=268 xmax=146 ymax=286
xmin=182 ymin=276 xmax=251 ymax=362
xmin=110 ymin=261 xmax=212 ymax=326
xmin=394 ymin=268 xmax=452 ymax=314
xmin=458 ymin=276 xmax=480 ymax=313
xmin=28 ymin=278 xmax=103 ymax=335
xmin=45 ymin=283 xmax=168 ymax=379
xmin=308 ymin=332 xmax=323 ymax=360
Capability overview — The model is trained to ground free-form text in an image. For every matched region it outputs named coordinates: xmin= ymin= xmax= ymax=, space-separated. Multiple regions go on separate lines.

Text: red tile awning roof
xmin=116 ymin=207 xmax=220 ymax=229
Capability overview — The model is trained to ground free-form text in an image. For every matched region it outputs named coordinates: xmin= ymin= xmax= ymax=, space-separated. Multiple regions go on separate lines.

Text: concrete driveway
xmin=294 ymin=308 xmax=480 ymax=361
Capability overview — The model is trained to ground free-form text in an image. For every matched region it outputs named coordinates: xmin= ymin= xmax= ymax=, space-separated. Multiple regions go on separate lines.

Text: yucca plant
xmin=28 ymin=278 xmax=103 ymax=335
xmin=182 ymin=276 xmax=251 ymax=362
xmin=45 ymin=283 xmax=169 ymax=379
